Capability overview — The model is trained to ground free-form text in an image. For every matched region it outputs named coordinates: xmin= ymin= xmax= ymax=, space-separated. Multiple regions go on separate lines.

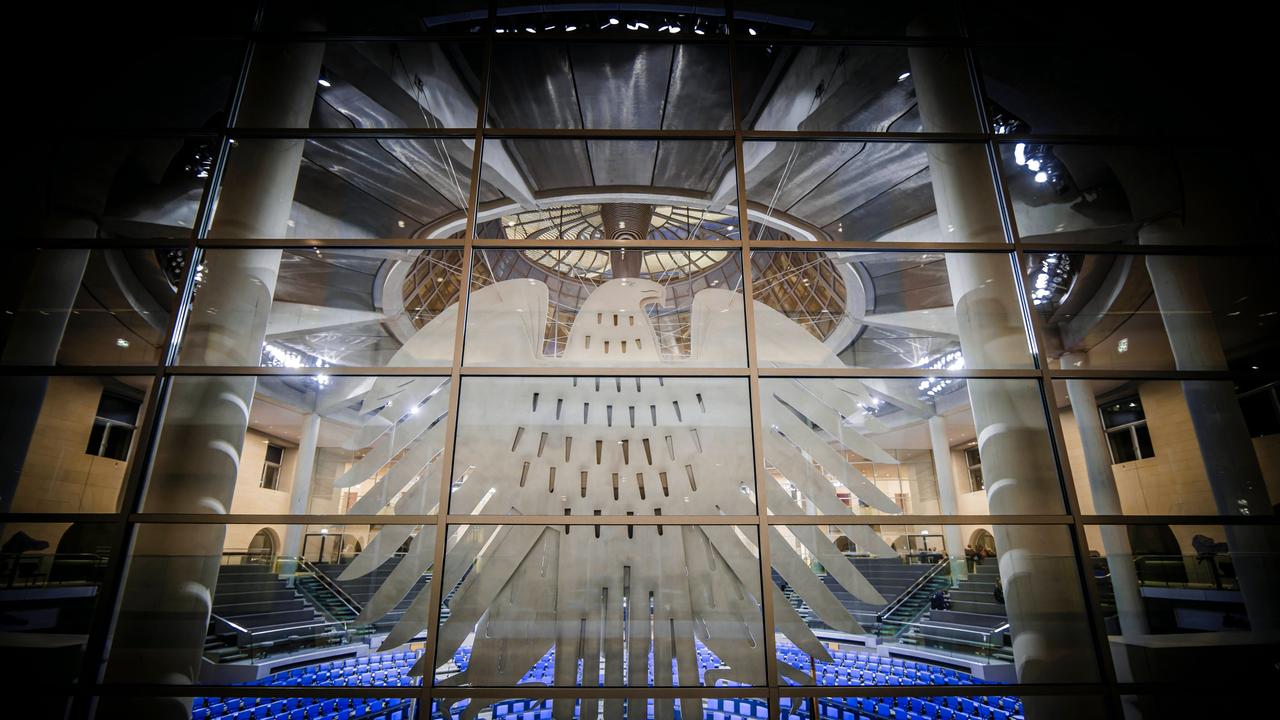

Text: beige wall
xmin=1058 ymin=380 xmax=1280 ymax=555
xmin=3 ymin=377 xmax=140 ymax=552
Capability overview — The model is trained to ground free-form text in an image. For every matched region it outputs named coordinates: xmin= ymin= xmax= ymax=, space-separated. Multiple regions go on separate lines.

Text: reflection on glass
xmin=741 ymin=143 xmax=1001 ymax=242
xmin=179 ymin=249 xmax=464 ymax=367
xmin=0 ymin=376 xmax=152 ymax=514
xmin=751 ymin=251 xmax=1031 ymax=369
xmin=435 ymin=524 xmax=766 ymax=687
xmin=0 ymin=522 xmax=112 ymax=684
xmin=452 ymin=376 xmax=755 ymax=515
xmin=141 ymin=374 xmax=450 ymax=515
xmin=739 ymin=45 xmax=976 ymax=133
xmin=3 ymin=249 xmax=183 ymax=366
xmin=485 ymin=43 xmax=733 ymax=129
xmin=760 ymin=377 xmax=1064 ymax=516
xmin=17 ymin=138 xmax=207 ymax=239
xmin=1028 ymin=253 xmax=1277 ymax=372
xmin=1092 ymin=526 xmax=1280 ymax=683
xmin=238 ymin=42 xmax=483 ymax=129
xmin=1053 ymin=378 xmax=1280 ymax=518
xmin=769 ymin=525 xmax=1094 ymax=685
xmin=209 ymin=139 xmax=473 ymax=239
xmin=475 ymin=139 xmax=738 ymax=241
xmin=106 ymin=524 xmax=431 ymax=686
xmin=1001 ymin=145 xmax=1271 ymax=247
xmin=463 ymin=249 xmax=746 ymax=366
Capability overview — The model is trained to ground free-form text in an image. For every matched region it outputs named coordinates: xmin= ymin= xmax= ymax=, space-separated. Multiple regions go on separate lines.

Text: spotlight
xmin=564 ymin=25 xmax=577 ymax=31
xmin=748 ymin=27 xmax=758 ymax=35
xmin=1034 ymin=172 xmax=1049 ymax=183
xmin=1014 ymin=143 xmax=1027 ymax=166
xmin=897 ymin=71 xmax=911 ymax=82
xmin=317 ymin=68 xmax=331 ymax=87
xmin=608 ymin=17 xmax=619 ymax=25
xmin=115 ymin=338 xmax=130 ymax=349
xmin=525 ymin=27 xmax=536 ymax=33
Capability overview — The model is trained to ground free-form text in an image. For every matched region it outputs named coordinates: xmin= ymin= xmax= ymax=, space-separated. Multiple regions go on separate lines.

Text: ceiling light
xmin=634 ymin=21 xmax=649 ymax=29
xmin=525 ymin=27 xmax=536 ymax=33
xmin=608 ymin=17 xmax=620 ymax=25
xmin=397 ymin=220 xmax=406 ymax=228
xmin=564 ymin=25 xmax=577 ymax=31
xmin=748 ymin=27 xmax=758 ymax=36
xmin=897 ymin=72 xmax=911 ymax=82
xmin=1014 ymin=143 xmax=1027 ymax=166
xmin=1034 ymin=171 xmax=1049 ymax=183
xmin=115 ymin=338 xmax=130 ymax=348
xmin=317 ymin=69 xmax=331 ymax=88
xmin=669 ymin=23 xmax=681 ymax=33
xmin=495 ymin=28 xmax=505 ymax=33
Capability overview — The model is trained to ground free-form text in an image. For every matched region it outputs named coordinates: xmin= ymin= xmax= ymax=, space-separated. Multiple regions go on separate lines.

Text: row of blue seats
xmin=194 ymin=697 xmax=412 ymax=720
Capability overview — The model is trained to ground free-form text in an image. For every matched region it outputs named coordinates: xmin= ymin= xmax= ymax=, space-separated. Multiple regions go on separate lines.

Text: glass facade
xmin=2 ymin=3 xmax=1276 ymax=719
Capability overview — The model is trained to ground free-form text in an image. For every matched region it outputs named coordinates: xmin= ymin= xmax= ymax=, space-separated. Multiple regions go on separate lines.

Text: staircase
xmin=877 ymin=565 xmax=952 ymax=639
xmin=293 ymin=557 xmax=361 ymax=624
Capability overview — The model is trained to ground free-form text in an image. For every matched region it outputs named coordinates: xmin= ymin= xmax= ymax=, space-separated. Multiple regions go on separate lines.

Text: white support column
xmin=283 ymin=411 xmax=322 ymax=566
xmin=927 ymin=414 xmax=966 ymax=584
xmin=908 ymin=41 xmax=1100 ymax=692
xmin=1061 ymin=353 xmax=1150 ymax=636
xmin=1142 ymin=230 xmax=1280 ymax=632
xmin=100 ymin=35 xmax=324 ymax=709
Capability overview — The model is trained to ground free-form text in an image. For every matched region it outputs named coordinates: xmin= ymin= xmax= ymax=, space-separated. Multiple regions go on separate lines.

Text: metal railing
xmin=207 ymin=612 xmax=355 ymax=663
xmin=0 ymin=551 xmax=110 ymax=589
xmin=876 ymin=556 xmax=949 ymax=624
xmin=293 ymin=555 xmax=364 ymax=620
xmin=1133 ymin=552 xmax=1240 ymax=591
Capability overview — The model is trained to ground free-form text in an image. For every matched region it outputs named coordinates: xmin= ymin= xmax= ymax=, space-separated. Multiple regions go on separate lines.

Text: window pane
xmin=0 ymin=522 xmax=114 ymax=684
xmin=741 ymin=143 xmax=1003 ymax=242
xmin=485 ymin=43 xmax=733 ymax=129
xmin=476 ymin=139 xmax=737 ymax=241
xmin=451 ymin=377 xmax=755 ymax=515
xmin=739 ymin=46 xmax=976 ymax=133
xmin=177 ymin=248 xmax=464 ymax=368
xmin=2 ymin=248 xmax=186 ymax=365
xmin=751 ymin=251 xmax=1030 ymax=369
xmin=105 ymin=523 xmax=431 ymax=685
xmin=436 ymin=524 xmax=766 ymax=687
xmin=1106 ymin=429 xmax=1138 ymax=464
xmin=140 ymin=375 xmax=450 ymax=515
xmin=1028 ymin=254 xmax=1277 ymax=371
xmin=1090 ymin=525 xmax=1280 ymax=682
xmin=463 ymin=249 xmax=746 ymax=367
xmin=237 ymin=42 xmax=483 ymax=129
xmin=209 ymin=139 xmax=472 ymax=239
xmin=1053 ymin=379 xmax=1278 ymax=517
xmin=1 ymin=376 xmax=152 ymax=514
xmin=1099 ymin=396 xmax=1144 ymax=429
xmin=770 ymin=524 xmax=1097 ymax=685
xmin=1002 ymin=146 xmax=1273 ymax=248
xmin=760 ymin=377 xmax=1065 ymax=516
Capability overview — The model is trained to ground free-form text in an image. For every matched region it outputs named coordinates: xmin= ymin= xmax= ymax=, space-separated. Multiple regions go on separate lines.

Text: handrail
xmin=209 ymin=611 xmax=249 ymax=634
xmin=294 ymin=555 xmax=363 ymax=619
xmin=877 ymin=557 xmax=948 ymax=623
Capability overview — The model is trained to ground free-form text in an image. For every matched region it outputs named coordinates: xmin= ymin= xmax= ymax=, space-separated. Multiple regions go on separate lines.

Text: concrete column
xmin=908 ymin=42 xmax=1100 ymax=691
xmin=927 ymin=415 xmax=966 ymax=584
xmin=1061 ymin=353 xmax=1150 ymax=636
xmin=99 ymin=36 xmax=323 ymax=714
xmin=1142 ymin=229 xmax=1280 ymax=632
xmin=1 ymin=251 xmax=91 ymax=516
xmin=283 ymin=412 xmax=322 ymax=564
